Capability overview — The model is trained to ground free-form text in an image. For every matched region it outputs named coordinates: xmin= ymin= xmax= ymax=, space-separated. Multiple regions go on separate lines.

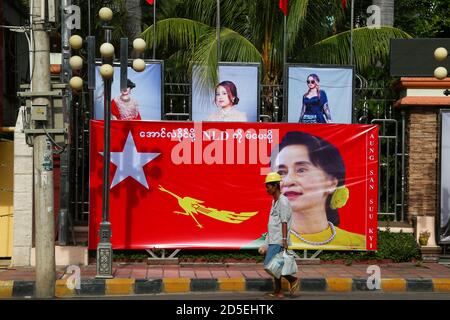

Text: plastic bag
xmin=281 ymin=250 xmax=298 ymax=276
xmin=264 ymin=252 xmax=284 ymax=279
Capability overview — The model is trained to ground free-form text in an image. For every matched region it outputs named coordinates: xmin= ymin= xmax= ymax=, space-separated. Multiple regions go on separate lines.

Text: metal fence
xmin=70 ymin=82 xmax=406 ymax=225
xmin=354 ymin=86 xmax=406 ymax=222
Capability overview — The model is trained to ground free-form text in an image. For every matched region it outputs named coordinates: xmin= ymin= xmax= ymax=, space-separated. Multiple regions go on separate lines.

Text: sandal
xmin=264 ymin=292 xmax=284 ymax=299
xmin=289 ymin=278 xmax=299 ymax=295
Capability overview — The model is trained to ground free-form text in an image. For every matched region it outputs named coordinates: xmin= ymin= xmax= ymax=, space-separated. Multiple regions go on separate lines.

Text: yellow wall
xmin=0 ymin=140 xmax=13 ymax=257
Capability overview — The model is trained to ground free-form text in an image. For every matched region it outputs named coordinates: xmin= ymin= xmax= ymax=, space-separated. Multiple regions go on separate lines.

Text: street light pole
xmin=87 ymin=7 xmax=146 ymax=278
xmin=96 ymin=7 xmax=114 ymax=279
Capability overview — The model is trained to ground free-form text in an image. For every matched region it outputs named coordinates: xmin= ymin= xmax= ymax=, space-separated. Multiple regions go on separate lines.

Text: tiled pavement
xmin=1 ymin=262 xmax=450 ymax=281
xmin=1 ymin=262 xmax=450 ymax=297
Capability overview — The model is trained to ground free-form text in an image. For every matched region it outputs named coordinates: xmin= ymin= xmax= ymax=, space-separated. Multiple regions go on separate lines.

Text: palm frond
xmin=192 ymin=27 xmax=262 ymax=84
xmin=286 ymin=0 xmax=310 ymax=52
xmin=141 ymin=18 xmax=211 ymax=50
xmin=220 ymin=29 xmax=262 ymax=63
xmin=297 ymin=27 xmax=411 ymax=73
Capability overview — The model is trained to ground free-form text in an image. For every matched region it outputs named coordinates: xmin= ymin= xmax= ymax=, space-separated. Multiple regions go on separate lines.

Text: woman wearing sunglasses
xmin=299 ymin=74 xmax=332 ymax=123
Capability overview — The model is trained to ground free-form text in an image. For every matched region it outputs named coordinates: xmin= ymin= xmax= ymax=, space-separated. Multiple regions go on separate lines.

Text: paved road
xmin=58 ymin=291 xmax=450 ymax=300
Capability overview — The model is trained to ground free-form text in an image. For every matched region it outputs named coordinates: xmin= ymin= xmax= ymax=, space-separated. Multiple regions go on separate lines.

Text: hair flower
xmin=330 ymin=186 xmax=349 ymax=209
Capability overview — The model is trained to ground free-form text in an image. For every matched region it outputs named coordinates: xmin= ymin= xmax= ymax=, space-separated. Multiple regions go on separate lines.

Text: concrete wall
xmin=12 ymin=107 xmax=33 ymax=266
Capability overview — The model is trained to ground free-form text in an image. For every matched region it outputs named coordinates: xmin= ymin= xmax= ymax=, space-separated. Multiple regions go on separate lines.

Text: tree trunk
xmin=125 ymin=0 xmax=142 ymax=39
xmin=373 ymin=0 xmax=394 ymax=27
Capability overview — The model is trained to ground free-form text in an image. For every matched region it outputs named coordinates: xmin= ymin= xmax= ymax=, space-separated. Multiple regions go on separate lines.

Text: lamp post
xmin=94 ymin=7 xmax=147 ymax=278
xmin=69 ymin=7 xmax=147 ymax=278
xmin=96 ymin=6 xmax=115 ymax=279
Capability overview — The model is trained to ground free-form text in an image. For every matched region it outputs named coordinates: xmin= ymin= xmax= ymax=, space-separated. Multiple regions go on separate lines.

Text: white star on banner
xmin=100 ymin=132 xmax=160 ymax=189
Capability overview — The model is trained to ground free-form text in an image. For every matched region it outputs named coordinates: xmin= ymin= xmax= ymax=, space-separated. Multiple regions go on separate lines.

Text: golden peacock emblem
xmin=158 ymin=185 xmax=258 ymax=228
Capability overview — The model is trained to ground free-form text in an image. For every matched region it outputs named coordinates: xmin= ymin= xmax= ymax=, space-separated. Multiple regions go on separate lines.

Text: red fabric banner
xmin=341 ymin=0 xmax=347 ymax=9
xmin=146 ymin=0 xmax=154 ymax=5
xmin=279 ymin=0 xmax=288 ymax=16
xmin=89 ymin=121 xmax=378 ymax=251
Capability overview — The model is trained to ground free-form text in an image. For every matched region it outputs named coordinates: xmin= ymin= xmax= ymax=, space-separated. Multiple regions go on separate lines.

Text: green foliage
xmin=141 ymin=0 xmax=409 ymax=86
xmin=299 ymin=27 xmax=410 ymax=75
xmin=377 ymin=231 xmax=422 ymax=262
xmin=178 ymin=250 xmax=264 ymax=262
xmin=395 ymin=0 xmax=450 ymax=38
xmin=320 ymin=231 xmax=422 ymax=263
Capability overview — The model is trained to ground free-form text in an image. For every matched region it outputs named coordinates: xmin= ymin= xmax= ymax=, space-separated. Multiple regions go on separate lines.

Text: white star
xmin=100 ymin=132 xmax=160 ymax=189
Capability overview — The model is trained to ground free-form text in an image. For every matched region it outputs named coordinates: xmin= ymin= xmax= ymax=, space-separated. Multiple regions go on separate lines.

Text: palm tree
xmin=124 ymin=0 xmax=142 ymax=41
xmin=373 ymin=0 xmax=394 ymax=26
xmin=142 ymin=0 xmax=409 ymax=84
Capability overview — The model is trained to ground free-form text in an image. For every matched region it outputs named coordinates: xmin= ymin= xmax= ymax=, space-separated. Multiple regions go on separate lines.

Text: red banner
xmin=89 ymin=121 xmax=378 ymax=251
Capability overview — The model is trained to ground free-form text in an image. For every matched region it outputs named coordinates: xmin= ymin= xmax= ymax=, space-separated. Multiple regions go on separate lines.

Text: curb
xmin=1 ymin=277 xmax=450 ymax=298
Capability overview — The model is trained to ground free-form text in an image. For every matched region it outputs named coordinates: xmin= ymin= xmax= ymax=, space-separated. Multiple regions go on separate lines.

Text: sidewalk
xmin=1 ymin=262 xmax=450 ymax=298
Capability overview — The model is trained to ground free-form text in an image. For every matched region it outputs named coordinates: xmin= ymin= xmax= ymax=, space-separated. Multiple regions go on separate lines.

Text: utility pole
xmin=32 ymin=0 xmax=55 ymax=298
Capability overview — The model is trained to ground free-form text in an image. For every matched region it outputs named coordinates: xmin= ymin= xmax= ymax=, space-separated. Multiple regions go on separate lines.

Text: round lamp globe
xmin=434 ymin=47 xmax=448 ymax=62
xmin=69 ymin=76 xmax=84 ymax=91
xmin=100 ymin=43 xmax=115 ymax=58
xmin=132 ymin=59 xmax=146 ymax=72
xmin=69 ymin=35 xmax=83 ymax=50
xmin=133 ymin=38 xmax=147 ymax=53
xmin=434 ymin=67 xmax=448 ymax=80
xmin=99 ymin=7 xmax=113 ymax=22
xmin=100 ymin=64 xmax=114 ymax=79
xmin=69 ymin=56 xmax=83 ymax=71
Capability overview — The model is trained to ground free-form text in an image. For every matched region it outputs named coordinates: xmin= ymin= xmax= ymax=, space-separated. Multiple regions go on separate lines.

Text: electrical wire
xmin=43 ymin=124 xmax=66 ymax=154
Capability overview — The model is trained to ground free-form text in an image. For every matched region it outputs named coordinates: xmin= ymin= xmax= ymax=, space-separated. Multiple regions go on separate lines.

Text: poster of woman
xmin=440 ymin=110 xmax=450 ymax=244
xmin=286 ymin=64 xmax=354 ymax=124
xmin=94 ymin=62 xmax=163 ymax=120
xmin=191 ymin=63 xmax=260 ymax=122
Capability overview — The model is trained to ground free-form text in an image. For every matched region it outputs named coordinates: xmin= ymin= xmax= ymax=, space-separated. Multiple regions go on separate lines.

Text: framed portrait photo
xmin=285 ymin=64 xmax=354 ymax=124
xmin=93 ymin=60 xmax=163 ymax=121
xmin=191 ymin=62 xmax=260 ymax=122
xmin=439 ymin=110 xmax=450 ymax=244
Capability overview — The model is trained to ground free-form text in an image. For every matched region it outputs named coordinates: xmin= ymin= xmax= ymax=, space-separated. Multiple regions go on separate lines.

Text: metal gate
xmin=354 ymin=79 xmax=406 ymax=222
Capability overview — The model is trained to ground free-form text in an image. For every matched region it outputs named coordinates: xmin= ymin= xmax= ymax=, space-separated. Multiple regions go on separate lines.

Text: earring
xmin=330 ymin=186 xmax=349 ymax=210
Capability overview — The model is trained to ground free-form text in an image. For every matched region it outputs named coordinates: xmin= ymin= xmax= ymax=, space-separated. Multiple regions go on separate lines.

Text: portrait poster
xmin=286 ymin=64 xmax=354 ymax=124
xmin=93 ymin=62 xmax=163 ymax=120
xmin=440 ymin=110 xmax=450 ymax=244
xmin=89 ymin=120 xmax=378 ymax=251
xmin=191 ymin=63 xmax=259 ymax=122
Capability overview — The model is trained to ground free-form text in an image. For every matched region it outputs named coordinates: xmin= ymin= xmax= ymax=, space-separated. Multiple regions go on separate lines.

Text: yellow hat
xmin=265 ymin=172 xmax=282 ymax=184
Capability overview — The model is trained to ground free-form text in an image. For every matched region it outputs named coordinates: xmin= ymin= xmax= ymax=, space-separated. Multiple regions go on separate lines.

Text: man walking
xmin=258 ymin=172 xmax=299 ymax=298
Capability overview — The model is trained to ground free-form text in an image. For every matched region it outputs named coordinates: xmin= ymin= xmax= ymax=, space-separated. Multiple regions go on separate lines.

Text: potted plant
xmin=418 ymin=230 xmax=431 ymax=246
